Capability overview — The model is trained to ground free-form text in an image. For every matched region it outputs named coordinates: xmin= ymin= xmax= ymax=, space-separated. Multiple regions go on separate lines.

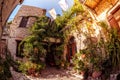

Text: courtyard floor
xmin=11 ymin=66 xmax=119 ymax=80
xmin=11 ymin=66 xmax=83 ymax=80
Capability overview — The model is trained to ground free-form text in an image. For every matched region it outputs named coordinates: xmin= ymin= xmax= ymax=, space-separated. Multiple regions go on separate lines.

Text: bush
xmin=19 ymin=61 xmax=45 ymax=76
xmin=0 ymin=60 xmax=12 ymax=80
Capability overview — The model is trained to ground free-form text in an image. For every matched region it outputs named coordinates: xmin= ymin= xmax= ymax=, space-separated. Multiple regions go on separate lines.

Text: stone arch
xmin=0 ymin=0 xmax=23 ymax=39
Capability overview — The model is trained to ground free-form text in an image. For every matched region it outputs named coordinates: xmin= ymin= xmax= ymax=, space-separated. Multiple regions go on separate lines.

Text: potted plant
xmin=92 ymin=66 xmax=102 ymax=78
xmin=91 ymin=57 xmax=102 ymax=79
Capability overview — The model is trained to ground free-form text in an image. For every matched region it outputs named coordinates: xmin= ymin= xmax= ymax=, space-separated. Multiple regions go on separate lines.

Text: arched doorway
xmin=66 ymin=36 xmax=77 ymax=63
xmin=45 ymin=42 xmax=62 ymax=67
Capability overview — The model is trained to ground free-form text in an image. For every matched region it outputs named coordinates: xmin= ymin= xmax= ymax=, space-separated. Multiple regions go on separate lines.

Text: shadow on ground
xmin=40 ymin=66 xmax=72 ymax=79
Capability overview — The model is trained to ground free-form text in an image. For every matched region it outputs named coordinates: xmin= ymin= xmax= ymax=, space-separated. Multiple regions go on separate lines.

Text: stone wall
xmin=6 ymin=5 xmax=46 ymax=59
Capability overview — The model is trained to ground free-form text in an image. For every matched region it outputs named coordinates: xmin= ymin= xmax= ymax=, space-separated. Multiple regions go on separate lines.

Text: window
xmin=114 ymin=9 xmax=120 ymax=27
xmin=107 ymin=5 xmax=120 ymax=30
xmin=16 ymin=40 xmax=24 ymax=57
xmin=1 ymin=39 xmax=6 ymax=42
xmin=19 ymin=16 xmax=29 ymax=27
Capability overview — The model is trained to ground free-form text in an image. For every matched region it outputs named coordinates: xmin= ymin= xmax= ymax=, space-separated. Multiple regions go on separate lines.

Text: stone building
xmin=2 ymin=5 xmax=46 ymax=59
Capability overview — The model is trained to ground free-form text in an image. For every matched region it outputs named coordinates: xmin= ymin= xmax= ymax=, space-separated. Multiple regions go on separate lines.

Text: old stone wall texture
xmin=7 ymin=5 xmax=46 ymax=59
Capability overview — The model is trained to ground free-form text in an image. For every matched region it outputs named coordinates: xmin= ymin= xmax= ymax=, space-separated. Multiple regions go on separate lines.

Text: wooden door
xmin=67 ymin=36 xmax=77 ymax=62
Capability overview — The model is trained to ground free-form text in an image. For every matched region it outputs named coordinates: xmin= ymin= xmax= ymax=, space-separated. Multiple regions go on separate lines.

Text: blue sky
xmin=8 ymin=0 xmax=74 ymax=21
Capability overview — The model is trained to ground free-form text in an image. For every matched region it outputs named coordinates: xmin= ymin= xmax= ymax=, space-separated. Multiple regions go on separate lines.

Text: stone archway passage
xmin=45 ymin=43 xmax=62 ymax=67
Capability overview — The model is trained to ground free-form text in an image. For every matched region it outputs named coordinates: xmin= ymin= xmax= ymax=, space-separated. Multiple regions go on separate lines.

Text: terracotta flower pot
xmin=80 ymin=71 xmax=85 ymax=76
xmin=81 ymin=54 xmax=86 ymax=59
xmin=92 ymin=71 xmax=102 ymax=78
xmin=35 ymin=72 xmax=40 ymax=77
xmin=28 ymin=68 xmax=35 ymax=75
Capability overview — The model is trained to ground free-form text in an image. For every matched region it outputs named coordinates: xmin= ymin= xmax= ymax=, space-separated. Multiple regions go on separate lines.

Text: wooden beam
xmin=111 ymin=4 xmax=120 ymax=14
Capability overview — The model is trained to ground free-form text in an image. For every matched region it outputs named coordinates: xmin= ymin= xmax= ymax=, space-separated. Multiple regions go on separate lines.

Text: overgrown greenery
xmin=0 ymin=51 xmax=12 ymax=80
xmin=73 ymin=20 xmax=120 ymax=79
xmin=107 ymin=28 xmax=120 ymax=69
xmin=0 ymin=59 xmax=12 ymax=80
xmin=17 ymin=0 xmax=120 ymax=79
xmin=18 ymin=16 xmax=63 ymax=74
xmin=18 ymin=0 xmax=87 ymax=73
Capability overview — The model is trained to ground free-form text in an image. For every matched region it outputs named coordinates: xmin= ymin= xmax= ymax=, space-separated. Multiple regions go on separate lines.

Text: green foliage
xmin=107 ymin=29 xmax=120 ymax=68
xmin=0 ymin=57 xmax=12 ymax=80
xmin=19 ymin=15 xmax=64 ymax=59
xmin=18 ymin=15 xmax=66 ymax=72
xmin=72 ymin=18 xmax=120 ymax=79
xmin=98 ymin=21 xmax=120 ymax=70
xmin=98 ymin=21 xmax=109 ymax=30
xmin=72 ymin=53 xmax=86 ymax=72
xmin=7 ymin=21 xmax=12 ymax=25
xmin=19 ymin=61 xmax=44 ymax=74
xmin=71 ymin=0 xmax=84 ymax=13
xmin=73 ymin=40 xmax=104 ymax=73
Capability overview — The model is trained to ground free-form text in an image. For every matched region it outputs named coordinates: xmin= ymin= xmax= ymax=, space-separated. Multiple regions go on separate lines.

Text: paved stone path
xmin=11 ymin=66 xmax=83 ymax=80
xmin=10 ymin=66 xmax=120 ymax=80
xmin=27 ymin=67 xmax=83 ymax=80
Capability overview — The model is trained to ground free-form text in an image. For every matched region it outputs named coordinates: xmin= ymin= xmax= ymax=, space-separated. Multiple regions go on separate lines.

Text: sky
xmin=8 ymin=0 xmax=74 ymax=21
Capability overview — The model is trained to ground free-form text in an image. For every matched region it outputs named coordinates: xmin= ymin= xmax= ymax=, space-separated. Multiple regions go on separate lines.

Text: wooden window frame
xmin=19 ymin=16 xmax=29 ymax=27
xmin=16 ymin=40 xmax=23 ymax=58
